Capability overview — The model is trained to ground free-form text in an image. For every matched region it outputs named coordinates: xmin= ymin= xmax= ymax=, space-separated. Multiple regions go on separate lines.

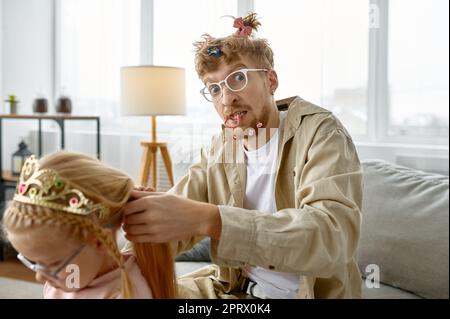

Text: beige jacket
xmin=170 ymin=96 xmax=363 ymax=299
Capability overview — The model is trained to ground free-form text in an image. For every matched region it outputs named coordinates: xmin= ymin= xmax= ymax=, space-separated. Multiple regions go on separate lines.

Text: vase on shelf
xmin=5 ymin=95 xmax=19 ymax=114
xmin=56 ymin=96 xmax=72 ymax=114
xmin=33 ymin=97 xmax=48 ymax=114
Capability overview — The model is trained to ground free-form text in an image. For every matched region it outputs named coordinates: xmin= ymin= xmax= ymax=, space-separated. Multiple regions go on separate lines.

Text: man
xmin=123 ymin=13 xmax=363 ymax=299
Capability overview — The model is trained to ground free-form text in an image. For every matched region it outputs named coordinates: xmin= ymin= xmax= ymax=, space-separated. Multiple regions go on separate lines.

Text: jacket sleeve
xmin=210 ymin=119 xmax=363 ymax=278
xmin=167 ymin=147 xmax=209 ymax=254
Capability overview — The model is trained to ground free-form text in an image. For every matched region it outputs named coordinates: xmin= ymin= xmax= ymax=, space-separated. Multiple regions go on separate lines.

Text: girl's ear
xmin=86 ymin=228 xmax=113 ymax=252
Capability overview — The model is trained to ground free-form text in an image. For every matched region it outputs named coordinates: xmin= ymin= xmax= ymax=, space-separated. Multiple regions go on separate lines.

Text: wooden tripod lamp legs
xmin=138 ymin=142 xmax=174 ymax=190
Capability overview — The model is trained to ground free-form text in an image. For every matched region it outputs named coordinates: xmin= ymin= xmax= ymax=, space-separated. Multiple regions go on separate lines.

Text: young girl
xmin=2 ymin=151 xmax=176 ymax=299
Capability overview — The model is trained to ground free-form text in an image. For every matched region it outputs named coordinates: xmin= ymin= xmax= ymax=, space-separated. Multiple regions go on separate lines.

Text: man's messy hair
xmin=193 ymin=13 xmax=274 ymax=80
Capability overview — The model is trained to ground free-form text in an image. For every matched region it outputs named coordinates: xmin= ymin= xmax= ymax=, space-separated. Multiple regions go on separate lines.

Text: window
xmin=56 ymin=0 xmax=237 ymax=131
xmin=56 ymin=0 xmax=141 ymax=120
xmin=255 ymin=0 xmax=448 ymax=144
xmin=387 ymin=0 xmax=449 ymax=142
xmin=153 ymin=0 xmax=238 ymax=124
xmin=255 ymin=0 xmax=370 ymax=137
xmin=55 ymin=0 xmax=448 ymax=146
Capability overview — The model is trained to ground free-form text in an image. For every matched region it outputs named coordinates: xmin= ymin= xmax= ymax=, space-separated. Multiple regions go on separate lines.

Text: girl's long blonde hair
xmin=2 ymin=151 xmax=176 ymax=299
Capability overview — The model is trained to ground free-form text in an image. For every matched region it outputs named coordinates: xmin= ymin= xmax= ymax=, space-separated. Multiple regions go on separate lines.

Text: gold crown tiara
xmin=13 ymin=155 xmax=110 ymax=220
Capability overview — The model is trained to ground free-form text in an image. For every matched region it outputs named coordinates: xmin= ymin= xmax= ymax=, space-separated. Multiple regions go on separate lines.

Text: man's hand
xmin=122 ymin=190 xmax=221 ymax=243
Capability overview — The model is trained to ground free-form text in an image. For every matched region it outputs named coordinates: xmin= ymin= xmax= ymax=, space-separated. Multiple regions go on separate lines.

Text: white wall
xmin=1 ymin=0 xmax=54 ymax=171
xmin=2 ymin=0 xmax=54 ymax=111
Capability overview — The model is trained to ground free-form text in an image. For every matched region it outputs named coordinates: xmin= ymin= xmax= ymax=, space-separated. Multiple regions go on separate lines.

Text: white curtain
xmin=57 ymin=0 xmax=141 ymax=125
xmin=255 ymin=0 xmax=369 ymax=137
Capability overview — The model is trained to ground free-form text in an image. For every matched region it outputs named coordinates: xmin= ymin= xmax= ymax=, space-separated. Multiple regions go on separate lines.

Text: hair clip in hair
xmin=207 ymin=46 xmax=223 ymax=58
xmin=221 ymin=13 xmax=260 ymax=37
xmin=233 ymin=17 xmax=253 ymax=37
xmin=13 ymin=155 xmax=110 ymax=220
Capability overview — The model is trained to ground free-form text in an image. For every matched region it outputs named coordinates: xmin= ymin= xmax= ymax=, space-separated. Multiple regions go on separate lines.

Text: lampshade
xmin=120 ymin=66 xmax=186 ymax=116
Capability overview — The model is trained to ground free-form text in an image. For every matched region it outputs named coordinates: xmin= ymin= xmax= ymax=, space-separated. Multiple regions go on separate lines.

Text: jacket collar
xmin=214 ymin=96 xmax=330 ymax=207
xmin=279 ymin=96 xmax=330 ymax=144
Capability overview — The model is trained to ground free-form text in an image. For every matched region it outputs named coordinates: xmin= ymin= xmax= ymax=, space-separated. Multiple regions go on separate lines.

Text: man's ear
xmin=267 ymin=69 xmax=278 ymax=94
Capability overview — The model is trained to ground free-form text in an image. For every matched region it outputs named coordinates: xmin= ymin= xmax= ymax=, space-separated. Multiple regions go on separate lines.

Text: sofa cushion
xmin=358 ymin=160 xmax=449 ymax=299
xmin=361 ymin=281 xmax=422 ymax=299
xmin=175 ymin=238 xmax=211 ymax=262
xmin=175 ymin=261 xmax=212 ymax=277
xmin=0 ymin=278 xmax=43 ymax=299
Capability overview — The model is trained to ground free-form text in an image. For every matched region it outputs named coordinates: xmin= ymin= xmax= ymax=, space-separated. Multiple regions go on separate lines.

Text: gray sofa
xmin=175 ymin=159 xmax=449 ymax=299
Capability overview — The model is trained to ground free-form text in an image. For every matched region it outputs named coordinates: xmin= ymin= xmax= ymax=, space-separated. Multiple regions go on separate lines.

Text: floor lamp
xmin=120 ymin=66 xmax=186 ymax=190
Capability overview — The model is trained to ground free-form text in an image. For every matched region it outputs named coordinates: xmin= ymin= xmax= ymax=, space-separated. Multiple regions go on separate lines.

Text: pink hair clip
xmin=233 ymin=17 xmax=253 ymax=37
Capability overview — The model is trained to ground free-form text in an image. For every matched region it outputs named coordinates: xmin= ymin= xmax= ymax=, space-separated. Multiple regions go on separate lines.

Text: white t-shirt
xmin=242 ymin=111 xmax=300 ymax=299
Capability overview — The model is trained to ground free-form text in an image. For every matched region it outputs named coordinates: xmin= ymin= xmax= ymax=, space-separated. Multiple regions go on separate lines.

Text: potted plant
xmin=5 ymin=95 xmax=19 ymax=114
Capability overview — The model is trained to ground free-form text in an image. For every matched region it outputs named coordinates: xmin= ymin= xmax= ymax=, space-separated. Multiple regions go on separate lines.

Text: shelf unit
xmin=0 ymin=114 xmax=101 ymax=261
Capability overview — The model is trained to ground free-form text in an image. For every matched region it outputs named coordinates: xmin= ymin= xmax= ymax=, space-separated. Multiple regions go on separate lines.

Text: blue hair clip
xmin=207 ymin=46 xmax=223 ymax=58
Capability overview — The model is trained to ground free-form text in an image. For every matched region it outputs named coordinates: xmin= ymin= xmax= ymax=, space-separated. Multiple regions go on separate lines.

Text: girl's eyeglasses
xmin=17 ymin=245 xmax=85 ymax=281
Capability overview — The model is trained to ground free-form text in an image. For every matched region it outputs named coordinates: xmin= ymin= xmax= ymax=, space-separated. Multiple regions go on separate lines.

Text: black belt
xmin=240 ymin=277 xmax=267 ymax=299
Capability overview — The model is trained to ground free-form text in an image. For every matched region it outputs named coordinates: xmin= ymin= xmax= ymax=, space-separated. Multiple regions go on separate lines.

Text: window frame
xmin=53 ymin=0 xmax=448 ymax=147
xmin=369 ymin=0 xmax=448 ymax=146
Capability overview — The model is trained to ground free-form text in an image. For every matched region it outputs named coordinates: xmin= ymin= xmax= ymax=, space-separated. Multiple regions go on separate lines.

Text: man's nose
xmin=221 ymin=85 xmax=239 ymax=106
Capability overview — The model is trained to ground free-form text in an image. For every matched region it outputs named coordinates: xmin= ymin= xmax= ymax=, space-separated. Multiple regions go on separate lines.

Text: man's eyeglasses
xmin=201 ymin=68 xmax=268 ymax=102
xmin=17 ymin=245 xmax=85 ymax=281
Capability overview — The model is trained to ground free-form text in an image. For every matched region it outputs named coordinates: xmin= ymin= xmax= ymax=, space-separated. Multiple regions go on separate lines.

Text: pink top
xmin=43 ymin=254 xmax=152 ymax=299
